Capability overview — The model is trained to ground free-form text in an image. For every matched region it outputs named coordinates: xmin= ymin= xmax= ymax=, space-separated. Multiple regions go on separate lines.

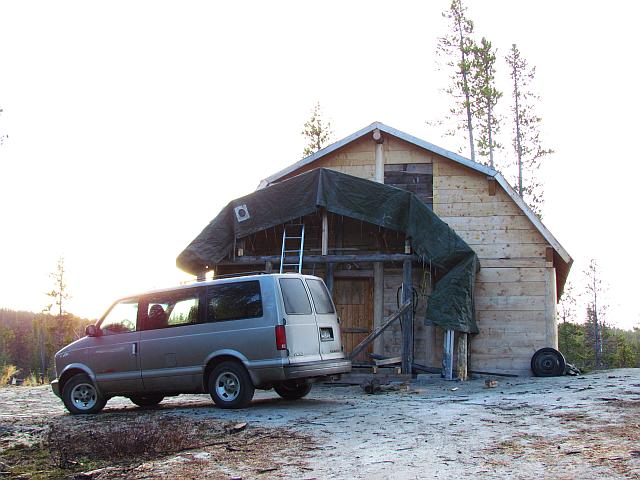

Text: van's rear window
xmin=279 ymin=278 xmax=312 ymax=315
xmin=306 ymin=279 xmax=335 ymax=314
xmin=206 ymin=281 xmax=263 ymax=322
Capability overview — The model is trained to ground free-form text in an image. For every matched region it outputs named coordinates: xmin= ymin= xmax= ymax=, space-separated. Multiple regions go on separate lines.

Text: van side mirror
xmin=85 ymin=324 xmax=100 ymax=337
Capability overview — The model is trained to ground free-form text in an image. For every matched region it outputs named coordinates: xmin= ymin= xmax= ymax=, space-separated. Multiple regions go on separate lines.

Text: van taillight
xmin=275 ymin=325 xmax=287 ymax=351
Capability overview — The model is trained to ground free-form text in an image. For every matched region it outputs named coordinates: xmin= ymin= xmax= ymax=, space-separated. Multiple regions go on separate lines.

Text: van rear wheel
xmin=274 ymin=381 xmax=312 ymax=400
xmin=208 ymin=361 xmax=255 ymax=409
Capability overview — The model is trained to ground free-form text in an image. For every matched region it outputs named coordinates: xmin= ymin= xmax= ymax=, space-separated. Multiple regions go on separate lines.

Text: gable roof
xmin=259 ymin=121 xmax=573 ymax=271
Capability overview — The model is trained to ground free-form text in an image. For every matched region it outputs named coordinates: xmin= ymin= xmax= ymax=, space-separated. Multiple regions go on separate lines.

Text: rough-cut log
xmin=216 ymin=253 xmax=418 ymax=266
xmin=348 ymin=301 xmax=412 ymax=361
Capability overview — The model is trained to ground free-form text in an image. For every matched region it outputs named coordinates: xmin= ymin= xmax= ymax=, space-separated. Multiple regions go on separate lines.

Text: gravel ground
xmin=1 ymin=369 xmax=640 ymax=479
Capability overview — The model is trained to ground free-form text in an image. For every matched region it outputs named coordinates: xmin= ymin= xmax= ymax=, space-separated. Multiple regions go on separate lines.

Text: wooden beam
xmin=326 ymin=262 xmax=334 ymax=296
xmin=373 ymin=262 xmax=384 ymax=354
xmin=216 ymin=253 xmax=418 ymax=266
xmin=443 ymin=329 xmax=454 ymax=380
xmin=401 ymin=258 xmax=413 ymax=374
xmin=487 ymin=177 xmax=497 ymax=196
xmin=348 ymin=301 xmax=411 ymax=361
xmin=545 ymin=245 xmax=554 ymax=263
xmin=456 ymin=332 xmax=468 ymax=381
xmin=321 ymin=209 xmax=329 ymax=256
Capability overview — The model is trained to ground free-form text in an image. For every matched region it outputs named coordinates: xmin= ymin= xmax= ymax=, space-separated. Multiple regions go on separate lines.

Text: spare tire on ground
xmin=531 ymin=347 xmax=566 ymax=377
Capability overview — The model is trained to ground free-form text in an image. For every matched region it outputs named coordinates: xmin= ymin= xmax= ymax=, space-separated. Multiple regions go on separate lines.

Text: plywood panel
xmin=479 ymin=258 xmax=547 ymax=268
xmin=435 ymin=159 xmax=485 ymax=176
xmin=477 ymin=267 xmax=546 ymax=283
xmin=435 ymin=188 xmax=512 ymax=204
xmin=435 ymin=201 xmax=523 ymax=217
xmin=458 ymin=229 xmax=546 ymax=245
xmin=471 ymin=243 xmax=547 ymax=259
xmin=440 ymin=215 xmax=533 ymax=231
xmin=476 ymin=281 xmax=546 ymax=297
xmin=475 ymin=295 xmax=546 ymax=311
xmin=475 ymin=310 xmax=546 ymax=324
xmin=434 ymin=175 xmax=489 ymax=190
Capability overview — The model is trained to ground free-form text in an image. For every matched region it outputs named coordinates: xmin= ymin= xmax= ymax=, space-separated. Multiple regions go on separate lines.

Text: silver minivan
xmin=51 ymin=273 xmax=351 ymax=414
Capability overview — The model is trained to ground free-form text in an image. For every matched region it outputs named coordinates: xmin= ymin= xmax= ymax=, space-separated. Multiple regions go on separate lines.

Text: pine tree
xmin=46 ymin=257 xmax=71 ymax=318
xmin=471 ymin=37 xmax=502 ymax=168
xmin=301 ymin=102 xmax=333 ymax=157
xmin=584 ymin=259 xmax=607 ymax=369
xmin=505 ymin=44 xmax=553 ymax=217
xmin=557 ymin=280 xmax=577 ymax=324
xmin=437 ymin=0 xmax=477 ymax=161
xmin=0 ymin=107 xmax=7 ymax=146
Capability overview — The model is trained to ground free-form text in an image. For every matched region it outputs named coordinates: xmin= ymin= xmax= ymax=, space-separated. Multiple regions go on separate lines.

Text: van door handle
xmin=131 ymin=343 xmax=138 ymax=356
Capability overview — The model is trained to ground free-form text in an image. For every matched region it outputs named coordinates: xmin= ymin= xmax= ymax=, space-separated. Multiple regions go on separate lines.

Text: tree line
xmin=557 ymin=259 xmax=640 ymax=371
xmin=0 ymin=309 xmax=92 ymax=382
xmin=0 ymin=257 xmax=92 ymax=383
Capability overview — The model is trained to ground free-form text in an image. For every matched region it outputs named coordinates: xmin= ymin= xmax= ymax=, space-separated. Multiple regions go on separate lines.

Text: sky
xmin=0 ymin=0 xmax=638 ymax=329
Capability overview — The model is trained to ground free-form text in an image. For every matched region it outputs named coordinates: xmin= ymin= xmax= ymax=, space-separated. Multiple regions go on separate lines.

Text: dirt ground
xmin=1 ymin=368 xmax=639 ymax=479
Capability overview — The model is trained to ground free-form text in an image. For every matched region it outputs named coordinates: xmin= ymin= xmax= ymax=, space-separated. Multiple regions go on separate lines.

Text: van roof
xmin=116 ymin=272 xmax=320 ymax=301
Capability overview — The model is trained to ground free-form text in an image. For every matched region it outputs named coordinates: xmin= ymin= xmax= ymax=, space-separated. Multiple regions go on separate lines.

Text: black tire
xmin=208 ymin=361 xmax=255 ymax=409
xmin=531 ymin=347 xmax=566 ymax=377
xmin=62 ymin=374 xmax=107 ymax=415
xmin=274 ymin=380 xmax=312 ymax=400
xmin=129 ymin=394 xmax=164 ymax=407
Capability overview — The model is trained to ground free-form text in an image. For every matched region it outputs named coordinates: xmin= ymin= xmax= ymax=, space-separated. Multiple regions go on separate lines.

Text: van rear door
xmin=306 ymin=278 xmax=344 ymax=361
xmin=278 ymin=277 xmax=321 ymax=363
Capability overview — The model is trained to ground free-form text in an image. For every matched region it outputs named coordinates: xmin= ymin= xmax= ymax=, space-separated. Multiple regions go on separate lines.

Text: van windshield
xmin=306 ymin=279 xmax=335 ymax=314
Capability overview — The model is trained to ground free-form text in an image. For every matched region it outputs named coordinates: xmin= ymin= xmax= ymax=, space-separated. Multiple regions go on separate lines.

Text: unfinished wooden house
xmin=177 ymin=122 xmax=572 ymax=377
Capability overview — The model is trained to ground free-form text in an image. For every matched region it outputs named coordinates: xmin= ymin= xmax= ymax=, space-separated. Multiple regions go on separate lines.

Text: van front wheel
xmin=62 ymin=374 xmax=107 ymax=415
xmin=208 ymin=361 xmax=255 ymax=409
xmin=274 ymin=381 xmax=312 ymax=400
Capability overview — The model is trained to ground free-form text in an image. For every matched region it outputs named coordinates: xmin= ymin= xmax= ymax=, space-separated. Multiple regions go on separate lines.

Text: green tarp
xmin=177 ymin=168 xmax=479 ymax=334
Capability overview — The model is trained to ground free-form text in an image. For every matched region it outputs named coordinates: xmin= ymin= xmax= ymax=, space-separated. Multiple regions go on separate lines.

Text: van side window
xmin=279 ymin=278 xmax=312 ymax=315
xmin=143 ymin=294 xmax=199 ymax=330
xmin=100 ymin=299 xmax=138 ymax=335
xmin=306 ymin=279 xmax=335 ymax=314
xmin=207 ymin=281 xmax=262 ymax=322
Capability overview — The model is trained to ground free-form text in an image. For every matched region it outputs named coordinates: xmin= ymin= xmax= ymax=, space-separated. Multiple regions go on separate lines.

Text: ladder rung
xmin=285 ymin=236 xmax=303 ymax=240
xmin=284 ymin=250 xmax=301 ymax=253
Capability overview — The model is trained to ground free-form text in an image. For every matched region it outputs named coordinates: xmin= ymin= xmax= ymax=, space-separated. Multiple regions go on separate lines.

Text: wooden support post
xmin=197 ymin=271 xmax=206 ymax=282
xmin=443 ymin=329 xmax=454 ymax=380
xmin=401 ymin=258 xmax=413 ymax=375
xmin=545 ymin=266 xmax=558 ymax=348
xmin=321 ymin=209 xmax=329 ymax=256
xmin=373 ymin=262 xmax=384 ymax=355
xmin=265 ymin=261 xmax=273 ymax=273
xmin=326 ymin=262 xmax=334 ymax=296
xmin=456 ymin=332 xmax=468 ymax=381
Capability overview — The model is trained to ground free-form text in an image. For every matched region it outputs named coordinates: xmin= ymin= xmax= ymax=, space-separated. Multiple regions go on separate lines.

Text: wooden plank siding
xmin=433 ymin=156 xmax=553 ymax=375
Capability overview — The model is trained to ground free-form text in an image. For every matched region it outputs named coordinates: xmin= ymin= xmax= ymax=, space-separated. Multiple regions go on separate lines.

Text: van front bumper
xmin=51 ymin=379 xmax=61 ymax=398
xmin=283 ymin=359 xmax=352 ymax=380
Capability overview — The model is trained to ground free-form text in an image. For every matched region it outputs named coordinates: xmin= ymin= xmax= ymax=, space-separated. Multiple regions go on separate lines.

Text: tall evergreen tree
xmin=557 ymin=280 xmax=577 ymax=324
xmin=46 ymin=257 xmax=71 ymax=317
xmin=505 ymin=44 xmax=553 ymax=217
xmin=301 ymin=102 xmax=333 ymax=157
xmin=437 ymin=0 xmax=477 ymax=161
xmin=0 ymin=107 xmax=7 ymax=146
xmin=584 ymin=259 xmax=607 ymax=369
xmin=471 ymin=37 xmax=502 ymax=168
